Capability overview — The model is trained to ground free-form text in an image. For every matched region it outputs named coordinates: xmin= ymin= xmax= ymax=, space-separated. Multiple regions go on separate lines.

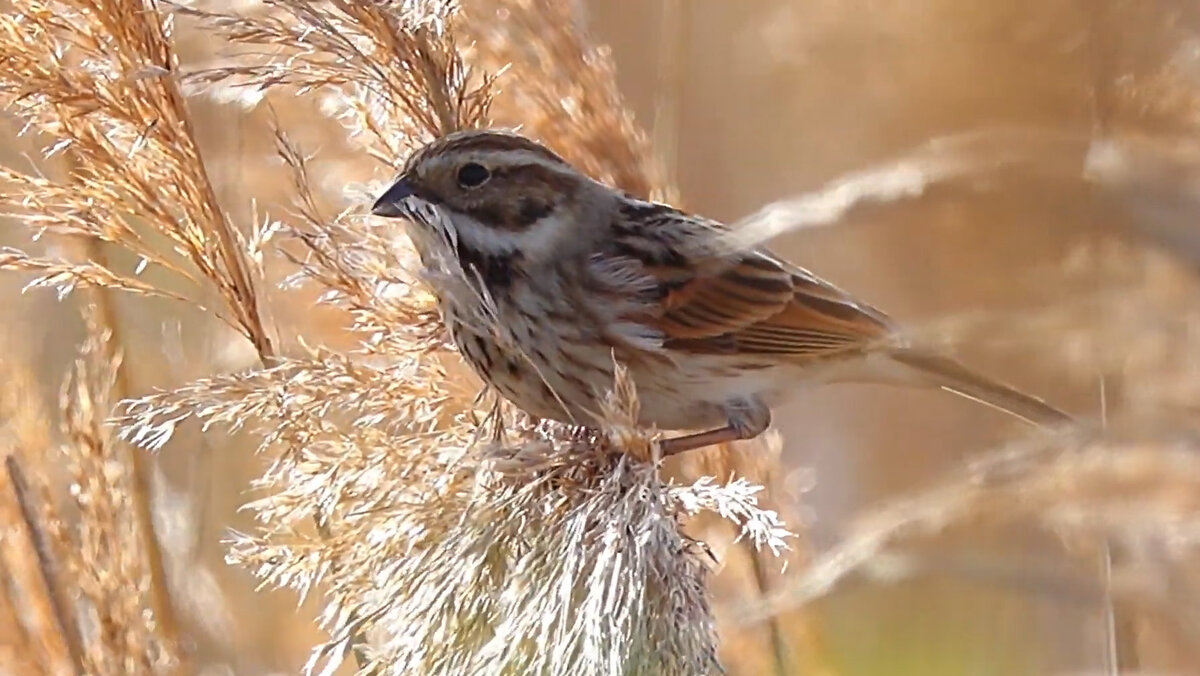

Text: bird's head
xmin=372 ymin=129 xmax=613 ymax=269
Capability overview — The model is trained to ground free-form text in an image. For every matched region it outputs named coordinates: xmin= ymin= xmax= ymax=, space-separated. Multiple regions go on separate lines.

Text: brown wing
xmin=654 ymin=251 xmax=895 ymax=357
xmin=594 ymin=199 xmax=894 ymax=359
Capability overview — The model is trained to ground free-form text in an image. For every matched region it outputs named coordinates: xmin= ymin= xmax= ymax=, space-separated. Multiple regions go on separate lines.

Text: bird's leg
xmin=658 ymin=399 xmax=771 ymax=457
xmin=659 ymin=425 xmax=743 ymax=456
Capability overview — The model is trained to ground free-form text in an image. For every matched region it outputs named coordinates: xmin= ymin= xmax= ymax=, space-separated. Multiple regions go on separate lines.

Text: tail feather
xmin=888 ymin=349 xmax=1071 ymax=426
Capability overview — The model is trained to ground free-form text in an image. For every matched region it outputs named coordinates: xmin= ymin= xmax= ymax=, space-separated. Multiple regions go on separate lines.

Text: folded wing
xmin=654 ymin=251 xmax=895 ymax=358
xmin=592 ymin=201 xmax=895 ymax=359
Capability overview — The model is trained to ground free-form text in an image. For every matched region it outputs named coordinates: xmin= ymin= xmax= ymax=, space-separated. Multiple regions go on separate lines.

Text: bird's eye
xmin=457 ymin=162 xmax=491 ymax=189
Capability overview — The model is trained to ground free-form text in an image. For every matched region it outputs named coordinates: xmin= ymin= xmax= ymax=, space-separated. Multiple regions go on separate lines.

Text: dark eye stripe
xmin=489 ymin=164 xmax=577 ymax=192
xmin=461 ymin=203 xmax=507 ymax=229
xmin=516 ymin=197 xmax=554 ymax=226
xmin=462 ymin=197 xmax=556 ymax=231
xmin=450 ymin=163 xmax=569 ymax=231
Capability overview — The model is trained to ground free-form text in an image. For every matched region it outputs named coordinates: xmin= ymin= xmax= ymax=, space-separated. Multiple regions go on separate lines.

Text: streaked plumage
xmin=372 ymin=129 xmax=1068 ymax=454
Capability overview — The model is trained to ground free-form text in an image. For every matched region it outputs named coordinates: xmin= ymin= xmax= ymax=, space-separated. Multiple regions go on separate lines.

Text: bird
xmin=370 ymin=129 xmax=1069 ymax=455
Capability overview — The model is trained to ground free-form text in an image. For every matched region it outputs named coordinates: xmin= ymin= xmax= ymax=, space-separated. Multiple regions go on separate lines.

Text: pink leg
xmin=658 ymin=425 xmax=743 ymax=457
xmin=658 ymin=399 xmax=772 ymax=457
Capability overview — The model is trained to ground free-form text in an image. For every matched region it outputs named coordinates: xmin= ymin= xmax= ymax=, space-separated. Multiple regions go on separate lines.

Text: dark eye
xmin=457 ymin=162 xmax=490 ymax=188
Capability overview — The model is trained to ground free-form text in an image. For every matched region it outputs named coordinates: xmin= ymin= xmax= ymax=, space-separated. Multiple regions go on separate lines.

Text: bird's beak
xmin=371 ymin=176 xmax=415 ymax=218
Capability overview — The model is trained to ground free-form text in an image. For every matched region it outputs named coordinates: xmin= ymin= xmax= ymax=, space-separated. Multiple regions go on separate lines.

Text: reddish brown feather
xmin=657 ymin=257 xmax=792 ymax=338
xmin=654 ymin=251 xmax=894 ymax=357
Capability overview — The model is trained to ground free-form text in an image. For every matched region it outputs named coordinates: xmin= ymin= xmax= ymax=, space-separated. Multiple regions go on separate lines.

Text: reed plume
xmin=8 ymin=1 xmax=1200 ymax=675
xmin=2 ymin=1 xmax=794 ymax=674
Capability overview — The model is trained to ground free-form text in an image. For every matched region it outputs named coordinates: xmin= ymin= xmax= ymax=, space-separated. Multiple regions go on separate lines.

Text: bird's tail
xmin=886 ymin=348 xmax=1071 ymax=426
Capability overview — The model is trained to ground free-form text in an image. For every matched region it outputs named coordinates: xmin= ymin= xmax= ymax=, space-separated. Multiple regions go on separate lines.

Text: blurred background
xmin=595 ymin=2 xmax=1200 ymax=673
xmin=6 ymin=0 xmax=1200 ymax=674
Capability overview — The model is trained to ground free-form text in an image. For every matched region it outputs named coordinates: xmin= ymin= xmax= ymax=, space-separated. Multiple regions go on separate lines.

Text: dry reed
xmin=3 ymin=1 xmax=1200 ymax=675
xmin=3 ymin=1 xmax=792 ymax=674
xmin=1 ymin=314 xmax=175 ymax=675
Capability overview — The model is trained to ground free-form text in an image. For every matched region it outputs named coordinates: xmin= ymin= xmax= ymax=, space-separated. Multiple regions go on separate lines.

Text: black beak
xmin=371 ymin=177 xmax=415 ymax=218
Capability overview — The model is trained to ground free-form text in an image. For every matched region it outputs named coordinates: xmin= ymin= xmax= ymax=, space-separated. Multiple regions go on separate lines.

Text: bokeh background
xmin=6 ymin=1 xmax=1200 ymax=674
xmin=593 ymin=2 xmax=1199 ymax=673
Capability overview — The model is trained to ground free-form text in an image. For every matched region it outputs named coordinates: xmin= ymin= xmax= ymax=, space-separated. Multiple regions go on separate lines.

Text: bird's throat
xmin=453 ymin=240 xmax=522 ymax=290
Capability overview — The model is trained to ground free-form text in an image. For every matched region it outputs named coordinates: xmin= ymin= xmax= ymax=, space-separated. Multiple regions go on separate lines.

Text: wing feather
xmin=591 ymin=199 xmax=1069 ymax=427
xmin=596 ymin=201 xmax=894 ymax=358
xmin=657 ymin=255 xmax=893 ymax=356
xmin=656 ymin=258 xmax=793 ymax=338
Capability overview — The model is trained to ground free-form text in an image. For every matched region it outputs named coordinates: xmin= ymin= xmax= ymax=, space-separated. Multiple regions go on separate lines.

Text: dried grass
xmin=3 ymin=1 xmax=1200 ymax=676
xmin=0 ymin=0 xmax=273 ymax=357
xmin=2 ymin=1 xmax=791 ymax=674
xmin=1 ymin=316 xmax=175 ymax=675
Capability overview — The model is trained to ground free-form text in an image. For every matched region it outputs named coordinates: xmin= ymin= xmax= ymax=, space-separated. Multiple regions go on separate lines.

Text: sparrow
xmin=371 ymin=129 xmax=1068 ymax=454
